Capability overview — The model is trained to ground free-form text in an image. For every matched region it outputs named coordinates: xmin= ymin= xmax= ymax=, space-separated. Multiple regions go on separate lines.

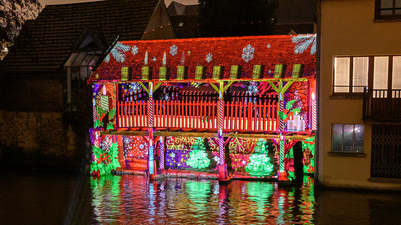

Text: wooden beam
xmin=223 ymin=81 xmax=234 ymax=92
xmin=223 ymin=133 xmax=311 ymax=140
xmin=154 ymin=131 xmax=219 ymax=138
xmin=282 ymin=81 xmax=294 ymax=93
xmin=101 ymin=130 xmax=313 ymax=140
xmin=138 ymin=81 xmax=149 ymax=94
xmin=100 ymin=130 xmax=149 ymax=136
xmin=268 ymin=81 xmax=280 ymax=93
xmin=153 ymin=81 xmax=163 ymax=93
xmin=93 ymin=78 xmax=308 ymax=84
xmin=209 ymin=82 xmax=220 ymax=93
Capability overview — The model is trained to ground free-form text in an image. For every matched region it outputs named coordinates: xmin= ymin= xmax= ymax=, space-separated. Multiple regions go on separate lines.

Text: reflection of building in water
xmin=89 ymin=175 xmax=316 ymax=224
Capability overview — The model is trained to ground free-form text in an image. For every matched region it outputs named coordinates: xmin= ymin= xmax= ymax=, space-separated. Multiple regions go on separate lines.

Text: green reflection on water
xmin=247 ymin=182 xmax=274 ymax=217
xmin=90 ymin=175 xmax=122 ymax=223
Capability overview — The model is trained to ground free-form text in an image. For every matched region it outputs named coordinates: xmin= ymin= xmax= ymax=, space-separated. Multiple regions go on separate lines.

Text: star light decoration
xmin=206 ymin=53 xmax=213 ymax=63
xmin=242 ymin=44 xmax=254 ymax=63
xmin=170 ymin=44 xmax=178 ymax=56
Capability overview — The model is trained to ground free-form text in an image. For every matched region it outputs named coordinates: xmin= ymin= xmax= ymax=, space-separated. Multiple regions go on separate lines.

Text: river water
xmin=0 ymin=170 xmax=400 ymax=224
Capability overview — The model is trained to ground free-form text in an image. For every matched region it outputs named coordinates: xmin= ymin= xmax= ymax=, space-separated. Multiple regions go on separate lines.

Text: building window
xmin=333 ymin=56 xmax=369 ymax=94
xmin=332 ymin=124 xmax=364 ymax=153
xmin=64 ymin=52 xmax=101 ymax=111
xmin=333 ymin=55 xmax=401 ymax=96
xmin=375 ymin=0 xmax=401 ymax=20
xmin=178 ymin=22 xmax=184 ymax=27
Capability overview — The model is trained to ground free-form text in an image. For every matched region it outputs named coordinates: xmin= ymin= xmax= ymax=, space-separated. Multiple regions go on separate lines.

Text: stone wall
xmin=0 ymin=110 xmax=87 ymax=170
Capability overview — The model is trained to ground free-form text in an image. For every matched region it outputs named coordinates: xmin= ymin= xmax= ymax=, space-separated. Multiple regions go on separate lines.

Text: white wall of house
xmin=319 ymin=0 xmax=401 ymax=190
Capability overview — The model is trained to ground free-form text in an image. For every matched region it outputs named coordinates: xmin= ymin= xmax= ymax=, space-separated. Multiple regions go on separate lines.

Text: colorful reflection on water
xmin=90 ymin=175 xmax=315 ymax=224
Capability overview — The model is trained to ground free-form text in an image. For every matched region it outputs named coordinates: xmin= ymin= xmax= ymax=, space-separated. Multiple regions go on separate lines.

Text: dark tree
xmin=198 ymin=0 xmax=278 ymax=37
xmin=0 ymin=0 xmax=42 ymax=59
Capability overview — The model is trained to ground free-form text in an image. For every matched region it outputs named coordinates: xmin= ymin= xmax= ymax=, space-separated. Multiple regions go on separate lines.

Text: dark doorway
xmin=293 ymin=141 xmax=304 ymax=184
xmin=371 ymin=125 xmax=401 ymax=179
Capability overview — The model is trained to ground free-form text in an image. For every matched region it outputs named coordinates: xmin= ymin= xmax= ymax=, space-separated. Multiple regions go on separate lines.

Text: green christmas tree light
xmin=245 ymin=139 xmax=274 ymax=177
xmin=186 ymin=138 xmax=210 ymax=169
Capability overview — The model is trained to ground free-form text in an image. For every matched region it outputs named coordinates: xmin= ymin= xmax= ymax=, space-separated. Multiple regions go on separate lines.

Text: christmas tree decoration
xmin=186 ymin=138 xmax=210 ymax=169
xmin=245 ymin=139 xmax=274 ymax=177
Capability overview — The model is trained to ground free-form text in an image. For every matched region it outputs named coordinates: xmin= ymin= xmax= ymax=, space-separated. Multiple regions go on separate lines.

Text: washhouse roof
xmin=89 ymin=34 xmax=316 ymax=83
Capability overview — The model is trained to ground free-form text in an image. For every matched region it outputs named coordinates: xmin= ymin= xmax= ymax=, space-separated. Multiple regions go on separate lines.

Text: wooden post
xmin=117 ymin=135 xmax=125 ymax=169
xmin=218 ymin=82 xmax=225 ymax=166
xmin=159 ymin=136 xmax=165 ymax=170
xmin=278 ymin=93 xmax=286 ymax=179
xmin=148 ymin=82 xmax=155 ymax=176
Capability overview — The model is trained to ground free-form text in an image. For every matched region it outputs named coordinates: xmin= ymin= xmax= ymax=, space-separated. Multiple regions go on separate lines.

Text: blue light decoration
xmin=149 ymin=146 xmax=154 ymax=175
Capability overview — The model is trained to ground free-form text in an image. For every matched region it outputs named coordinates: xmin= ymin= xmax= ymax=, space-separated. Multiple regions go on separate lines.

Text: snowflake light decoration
xmin=213 ymin=156 xmax=220 ymax=163
xmin=247 ymin=81 xmax=259 ymax=95
xmin=170 ymin=44 xmax=178 ymax=56
xmin=291 ymin=34 xmax=316 ymax=55
xmin=206 ymin=53 xmax=213 ymax=63
xmin=104 ymin=42 xmax=131 ymax=63
xmin=170 ymin=152 xmax=176 ymax=158
xmin=242 ymin=44 xmax=254 ymax=63
xmin=131 ymin=45 xmax=138 ymax=55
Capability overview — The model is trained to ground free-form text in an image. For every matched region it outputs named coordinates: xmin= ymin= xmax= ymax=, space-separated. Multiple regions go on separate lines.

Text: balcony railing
xmin=118 ymin=99 xmax=278 ymax=132
xmin=363 ymin=88 xmax=401 ymax=121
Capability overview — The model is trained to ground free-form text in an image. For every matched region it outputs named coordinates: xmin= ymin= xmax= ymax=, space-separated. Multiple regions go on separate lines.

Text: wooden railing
xmin=118 ymin=99 xmax=278 ymax=131
xmin=363 ymin=88 xmax=401 ymax=121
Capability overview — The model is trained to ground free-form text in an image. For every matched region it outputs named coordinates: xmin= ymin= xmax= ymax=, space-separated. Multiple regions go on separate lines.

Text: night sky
xmin=40 ymin=0 xmax=199 ymax=7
